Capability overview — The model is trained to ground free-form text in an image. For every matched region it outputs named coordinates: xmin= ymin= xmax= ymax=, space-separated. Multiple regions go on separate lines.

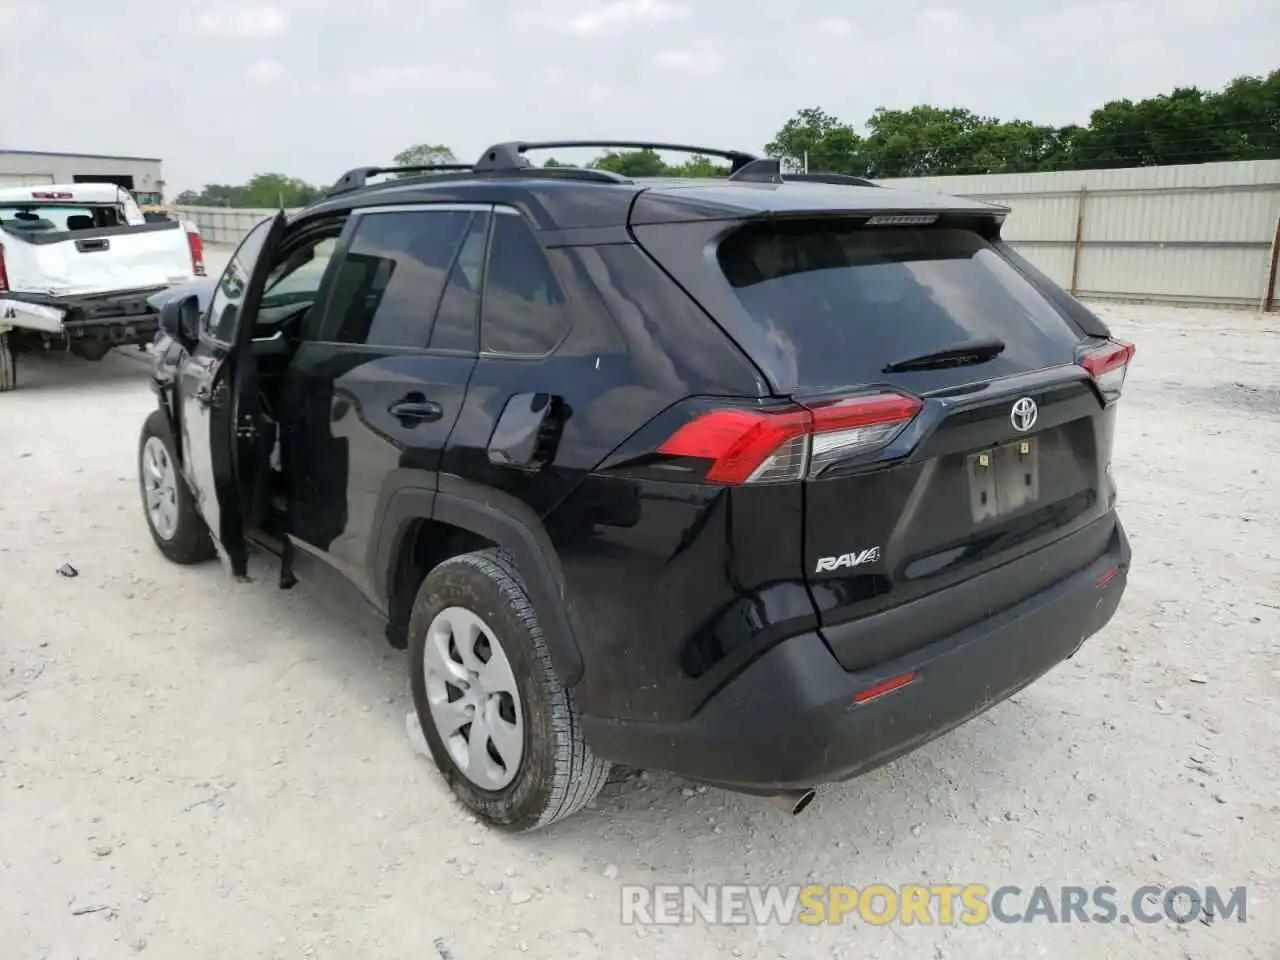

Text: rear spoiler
xmin=630 ymin=200 xmax=1010 ymax=228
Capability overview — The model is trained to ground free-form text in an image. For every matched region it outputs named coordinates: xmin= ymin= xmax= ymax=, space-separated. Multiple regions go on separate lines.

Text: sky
xmin=1 ymin=0 xmax=1276 ymax=194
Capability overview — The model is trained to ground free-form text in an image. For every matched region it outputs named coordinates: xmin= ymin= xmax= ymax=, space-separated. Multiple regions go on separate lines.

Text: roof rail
xmin=784 ymin=172 xmax=880 ymax=188
xmin=474 ymin=140 xmax=759 ymax=173
xmin=322 ymin=150 xmax=879 ymax=200
xmin=327 ymin=163 xmax=474 ymax=196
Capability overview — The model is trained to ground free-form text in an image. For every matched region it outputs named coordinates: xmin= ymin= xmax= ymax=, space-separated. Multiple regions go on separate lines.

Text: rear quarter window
xmin=481 ymin=213 xmax=571 ymax=356
xmin=716 ymin=222 xmax=1084 ymax=390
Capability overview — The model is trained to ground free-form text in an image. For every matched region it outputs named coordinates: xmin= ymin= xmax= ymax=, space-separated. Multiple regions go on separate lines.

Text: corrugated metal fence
xmin=175 ymin=206 xmax=299 ymax=247
xmin=878 ymin=159 xmax=1280 ymax=311
xmin=176 ymin=158 xmax=1280 ymax=310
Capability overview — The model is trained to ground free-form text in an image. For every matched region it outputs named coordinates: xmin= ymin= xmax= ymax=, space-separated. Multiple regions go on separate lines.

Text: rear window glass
xmin=717 ymin=223 xmax=1082 ymax=388
xmin=0 ymin=204 xmax=120 ymax=233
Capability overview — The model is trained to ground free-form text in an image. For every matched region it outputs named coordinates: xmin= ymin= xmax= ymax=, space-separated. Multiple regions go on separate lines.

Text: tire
xmin=0 ymin=332 xmax=15 ymax=392
xmin=408 ymin=548 xmax=609 ymax=831
xmin=138 ymin=409 xmax=217 ymax=564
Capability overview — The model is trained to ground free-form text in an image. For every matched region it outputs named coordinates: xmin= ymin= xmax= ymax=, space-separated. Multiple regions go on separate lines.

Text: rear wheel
xmin=0 ymin=332 xmax=15 ymax=392
xmin=139 ymin=410 xmax=216 ymax=564
xmin=408 ymin=549 xmax=609 ymax=831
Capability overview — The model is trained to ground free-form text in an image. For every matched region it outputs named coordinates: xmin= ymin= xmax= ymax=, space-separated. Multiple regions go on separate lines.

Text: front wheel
xmin=139 ymin=410 xmax=216 ymax=564
xmin=0 ymin=332 xmax=15 ymax=392
xmin=408 ymin=549 xmax=609 ymax=831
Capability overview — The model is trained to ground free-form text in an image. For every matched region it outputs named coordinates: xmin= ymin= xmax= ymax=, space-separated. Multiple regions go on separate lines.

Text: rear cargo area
xmin=636 ymin=213 xmax=1129 ymax=672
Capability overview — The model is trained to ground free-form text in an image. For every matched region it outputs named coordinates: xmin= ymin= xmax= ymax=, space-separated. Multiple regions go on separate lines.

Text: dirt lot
xmin=1 ymin=302 xmax=1277 ymax=959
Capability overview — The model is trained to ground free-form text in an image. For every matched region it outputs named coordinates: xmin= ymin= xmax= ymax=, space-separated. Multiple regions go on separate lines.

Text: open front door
xmin=177 ymin=211 xmax=288 ymax=577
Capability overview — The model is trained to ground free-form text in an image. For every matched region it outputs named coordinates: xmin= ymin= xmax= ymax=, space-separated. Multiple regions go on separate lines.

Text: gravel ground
xmin=1 ymin=302 xmax=1277 ymax=959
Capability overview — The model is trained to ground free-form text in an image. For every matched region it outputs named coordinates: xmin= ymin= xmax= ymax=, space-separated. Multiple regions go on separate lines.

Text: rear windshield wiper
xmin=882 ymin=337 xmax=1006 ymax=373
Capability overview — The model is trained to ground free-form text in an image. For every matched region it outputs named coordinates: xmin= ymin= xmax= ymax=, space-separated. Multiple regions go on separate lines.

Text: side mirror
xmin=159 ymin=294 xmax=201 ymax=345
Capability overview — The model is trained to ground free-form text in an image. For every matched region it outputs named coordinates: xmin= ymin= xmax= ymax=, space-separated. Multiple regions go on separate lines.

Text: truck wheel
xmin=139 ymin=410 xmax=216 ymax=564
xmin=408 ymin=548 xmax=609 ymax=831
xmin=0 ymin=333 xmax=15 ymax=392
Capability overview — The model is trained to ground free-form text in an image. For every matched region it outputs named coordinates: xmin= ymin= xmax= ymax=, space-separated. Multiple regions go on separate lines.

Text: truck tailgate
xmin=5 ymin=221 xmax=195 ymax=296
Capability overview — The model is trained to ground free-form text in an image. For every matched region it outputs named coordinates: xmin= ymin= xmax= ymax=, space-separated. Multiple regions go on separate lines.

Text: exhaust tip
xmin=764 ymin=788 xmax=816 ymax=816
xmin=791 ymin=788 xmax=816 ymax=816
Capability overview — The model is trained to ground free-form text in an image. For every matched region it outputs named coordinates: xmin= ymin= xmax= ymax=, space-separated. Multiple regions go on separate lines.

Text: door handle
xmin=194 ymin=386 xmax=213 ymax=408
xmin=388 ymin=395 xmax=443 ymax=426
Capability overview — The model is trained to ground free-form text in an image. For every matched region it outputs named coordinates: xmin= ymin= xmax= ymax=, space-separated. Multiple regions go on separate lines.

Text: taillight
xmin=657 ymin=392 xmax=922 ymax=484
xmin=186 ymin=228 xmax=206 ymax=277
xmin=1079 ymin=340 xmax=1135 ymax=405
xmin=806 ymin=394 xmax=922 ymax=474
xmin=0 ymin=242 xmax=8 ymax=292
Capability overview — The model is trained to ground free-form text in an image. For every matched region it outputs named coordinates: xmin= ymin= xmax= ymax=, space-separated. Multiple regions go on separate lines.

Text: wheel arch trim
xmin=376 ymin=479 xmax=585 ymax=688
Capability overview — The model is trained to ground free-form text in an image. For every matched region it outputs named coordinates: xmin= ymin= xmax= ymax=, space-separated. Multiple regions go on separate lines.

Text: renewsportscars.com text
xmin=621 ymin=883 xmax=1247 ymax=927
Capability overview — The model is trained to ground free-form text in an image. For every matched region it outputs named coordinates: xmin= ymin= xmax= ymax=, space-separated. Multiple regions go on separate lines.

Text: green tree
xmin=172 ymin=183 xmax=250 ymax=206
xmin=766 ymin=106 xmax=834 ymax=167
xmin=765 ymin=107 xmax=864 ymax=174
xmin=391 ymin=143 xmax=457 ymax=173
xmin=667 ymin=154 xmax=730 ymax=178
xmin=541 ymin=150 xmax=726 ymax=177
xmin=1211 ymin=71 xmax=1280 ymax=160
xmin=1067 ymin=88 xmax=1219 ymax=167
xmin=239 ymin=173 xmax=324 ymax=207
xmin=590 ymin=148 xmax=669 ymax=177
xmin=860 ymin=106 xmax=1010 ymax=177
xmin=174 ymin=175 xmax=324 ymax=208
xmin=1065 ymin=75 xmax=1280 ymax=168
xmin=764 ymin=69 xmax=1279 ymax=179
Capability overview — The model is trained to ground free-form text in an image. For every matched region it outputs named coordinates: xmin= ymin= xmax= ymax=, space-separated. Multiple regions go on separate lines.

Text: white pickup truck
xmin=0 ymin=183 xmax=205 ymax=391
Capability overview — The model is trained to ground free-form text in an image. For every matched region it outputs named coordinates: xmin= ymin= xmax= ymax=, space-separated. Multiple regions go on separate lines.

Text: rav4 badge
xmin=815 ymin=547 xmax=882 ymax=573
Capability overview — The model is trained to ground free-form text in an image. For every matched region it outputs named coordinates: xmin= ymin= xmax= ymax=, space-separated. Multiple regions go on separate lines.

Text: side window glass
xmin=313 ymin=209 xmax=471 ymax=348
xmin=264 ymin=236 xmax=340 ymax=306
xmin=204 ymin=215 xmax=276 ymax=342
xmin=430 ymin=213 xmax=489 ymax=352
xmin=482 ymin=213 xmax=571 ymax=356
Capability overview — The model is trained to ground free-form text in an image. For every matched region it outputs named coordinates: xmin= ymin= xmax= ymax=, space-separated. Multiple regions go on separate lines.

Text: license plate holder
xmin=966 ymin=439 xmax=1040 ymax=523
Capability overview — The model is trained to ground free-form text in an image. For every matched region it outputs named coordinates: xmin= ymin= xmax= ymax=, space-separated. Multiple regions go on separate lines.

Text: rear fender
xmin=376 ymin=478 xmax=585 ymax=688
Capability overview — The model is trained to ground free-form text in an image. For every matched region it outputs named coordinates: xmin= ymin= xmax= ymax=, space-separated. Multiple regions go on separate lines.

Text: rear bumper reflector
xmin=854 ymin=670 xmax=917 ymax=704
xmin=1094 ymin=566 xmax=1119 ymax=588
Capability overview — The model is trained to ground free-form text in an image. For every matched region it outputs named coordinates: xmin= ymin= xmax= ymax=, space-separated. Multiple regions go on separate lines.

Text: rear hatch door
xmin=637 ymin=213 xmax=1121 ymax=670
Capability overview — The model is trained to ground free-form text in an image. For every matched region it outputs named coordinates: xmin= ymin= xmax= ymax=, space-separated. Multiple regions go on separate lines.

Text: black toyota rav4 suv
xmin=140 ymin=140 xmax=1133 ymax=830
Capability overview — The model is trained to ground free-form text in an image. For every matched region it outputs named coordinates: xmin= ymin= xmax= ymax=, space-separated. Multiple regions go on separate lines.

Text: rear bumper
xmin=1 ymin=287 xmax=165 ymax=341
xmin=582 ymin=519 xmax=1130 ymax=793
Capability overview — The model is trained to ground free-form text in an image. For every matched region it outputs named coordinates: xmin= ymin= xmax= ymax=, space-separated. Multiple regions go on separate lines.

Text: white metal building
xmin=0 ymin=150 xmax=165 ymax=204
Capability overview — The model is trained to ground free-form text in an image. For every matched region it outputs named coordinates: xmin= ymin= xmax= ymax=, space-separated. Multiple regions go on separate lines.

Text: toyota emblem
xmin=1010 ymin=397 xmax=1038 ymax=433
